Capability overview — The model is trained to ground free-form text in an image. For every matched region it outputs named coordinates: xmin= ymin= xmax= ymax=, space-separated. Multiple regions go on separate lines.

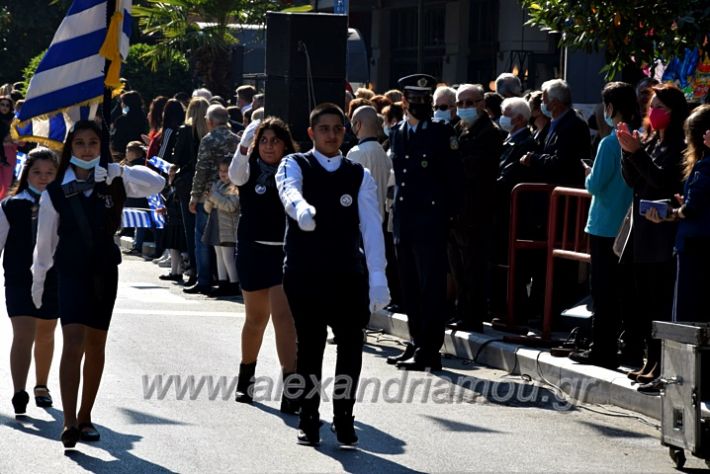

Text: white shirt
xmin=346 ymin=139 xmax=393 ymax=223
xmin=32 ymin=165 xmax=166 ymax=285
xmin=275 ymin=148 xmax=388 ymax=289
xmin=229 ymin=149 xmax=250 ymax=186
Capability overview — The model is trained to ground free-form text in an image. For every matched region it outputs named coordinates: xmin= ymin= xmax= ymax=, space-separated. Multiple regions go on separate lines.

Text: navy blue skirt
xmin=5 ymin=283 xmax=59 ymax=319
xmin=58 ymin=266 xmax=118 ymax=331
xmin=236 ymin=240 xmax=284 ymax=292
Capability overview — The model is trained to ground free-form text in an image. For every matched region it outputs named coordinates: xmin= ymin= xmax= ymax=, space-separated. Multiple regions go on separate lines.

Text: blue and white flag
xmin=14 ymin=152 xmax=28 ymax=179
xmin=121 ymin=208 xmax=152 ymax=228
xmin=148 ymin=156 xmax=171 ymax=175
xmin=12 ymin=0 xmax=132 ymax=149
xmin=147 ymin=193 xmax=165 ymax=229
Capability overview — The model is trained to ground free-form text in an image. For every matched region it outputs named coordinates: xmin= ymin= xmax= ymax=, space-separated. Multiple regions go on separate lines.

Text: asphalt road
xmin=0 ymin=257 xmax=707 ymax=473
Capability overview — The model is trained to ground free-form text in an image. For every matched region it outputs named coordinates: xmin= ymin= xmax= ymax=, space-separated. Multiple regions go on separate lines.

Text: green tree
xmin=521 ymin=0 xmax=710 ymax=78
xmin=122 ymin=43 xmax=195 ymax=100
xmin=134 ymin=0 xmax=306 ymax=98
xmin=0 ymin=1 xmax=71 ymax=86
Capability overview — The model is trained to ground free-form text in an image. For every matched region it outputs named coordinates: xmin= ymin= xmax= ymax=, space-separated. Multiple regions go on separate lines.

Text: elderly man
xmin=186 ymin=104 xmax=239 ymax=295
xmin=495 ymin=73 xmax=522 ymax=98
xmin=235 ymin=85 xmax=256 ymax=115
xmin=446 ymin=84 xmax=503 ymax=333
xmin=432 ymin=86 xmax=457 ymax=124
xmin=520 ymin=79 xmax=589 ymax=187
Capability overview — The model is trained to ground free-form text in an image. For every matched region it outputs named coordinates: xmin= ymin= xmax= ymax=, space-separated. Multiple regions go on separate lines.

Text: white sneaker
xmin=158 ymin=256 xmax=172 ymax=268
xmin=153 ymin=250 xmax=169 ymax=264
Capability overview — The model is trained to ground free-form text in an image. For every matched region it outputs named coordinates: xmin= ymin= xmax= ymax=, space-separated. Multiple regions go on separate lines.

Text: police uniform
xmin=0 ymin=190 xmax=58 ymax=318
xmin=276 ymin=147 xmax=388 ymax=445
xmin=32 ymin=164 xmax=165 ymax=330
xmin=389 ymin=74 xmax=462 ymax=371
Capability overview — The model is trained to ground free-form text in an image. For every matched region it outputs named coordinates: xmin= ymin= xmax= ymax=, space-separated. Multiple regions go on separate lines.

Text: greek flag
xmin=121 ymin=208 xmax=152 ymax=228
xmin=11 ymin=0 xmax=132 ymax=149
xmin=148 ymin=156 xmax=171 ymax=174
xmin=14 ymin=152 xmax=27 ymax=179
xmin=147 ymin=193 xmax=165 ymax=229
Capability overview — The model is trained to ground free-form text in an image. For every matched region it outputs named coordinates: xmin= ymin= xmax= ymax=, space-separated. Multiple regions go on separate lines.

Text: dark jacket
xmin=621 ymin=136 xmax=685 ymax=263
xmin=110 ymin=111 xmax=149 ymax=156
xmin=169 ymin=125 xmax=200 ymax=199
xmin=529 ymin=109 xmax=589 ymax=187
xmin=390 ymin=119 xmax=462 ymax=244
xmin=498 ymin=127 xmax=540 ymax=191
xmin=676 ymin=154 xmax=710 ymax=252
xmin=455 ymin=114 xmax=503 ymax=226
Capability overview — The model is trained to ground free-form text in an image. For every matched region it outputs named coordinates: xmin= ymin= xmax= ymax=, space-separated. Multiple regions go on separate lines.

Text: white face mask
xmin=457 ymin=107 xmax=479 ymax=125
xmin=383 ymin=127 xmax=390 ymax=137
xmin=122 ymin=106 xmax=130 ymax=115
xmin=433 ymin=109 xmax=450 ymax=123
xmin=499 ymin=115 xmax=514 ymax=132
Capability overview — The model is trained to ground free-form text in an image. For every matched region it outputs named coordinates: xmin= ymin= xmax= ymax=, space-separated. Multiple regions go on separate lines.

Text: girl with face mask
xmin=1 ymin=148 xmax=59 ymax=416
xmin=616 ymin=84 xmax=689 ymax=391
xmin=31 ymin=120 xmax=165 ymax=448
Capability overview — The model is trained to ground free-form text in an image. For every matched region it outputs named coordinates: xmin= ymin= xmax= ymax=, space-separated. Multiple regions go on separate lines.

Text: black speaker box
xmin=265 ymin=77 xmax=345 ymax=144
xmin=265 ymin=12 xmax=347 ymax=80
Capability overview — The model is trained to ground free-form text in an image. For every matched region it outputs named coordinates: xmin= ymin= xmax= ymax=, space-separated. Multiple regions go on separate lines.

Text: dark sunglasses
xmin=433 ymin=104 xmax=450 ymax=111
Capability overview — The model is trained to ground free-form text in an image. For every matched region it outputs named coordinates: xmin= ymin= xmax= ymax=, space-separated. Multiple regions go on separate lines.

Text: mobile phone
xmin=639 ymin=199 xmax=671 ymax=219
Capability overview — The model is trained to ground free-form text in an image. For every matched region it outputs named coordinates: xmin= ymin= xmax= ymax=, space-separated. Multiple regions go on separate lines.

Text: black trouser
xmin=396 ymin=239 xmax=448 ymax=362
xmin=448 ymin=224 xmax=491 ymax=325
xmin=178 ymin=194 xmax=196 ymax=277
xmin=589 ymin=235 xmax=622 ymax=357
xmin=384 ymin=227 xmax=401 ymax=307
xmin=628 ymin=260 xmax=676 ymax=365
xmin=283 ymin=271 xmax=369 ymax=422
xmin=674 ymin=237 xmax=710 ymax=323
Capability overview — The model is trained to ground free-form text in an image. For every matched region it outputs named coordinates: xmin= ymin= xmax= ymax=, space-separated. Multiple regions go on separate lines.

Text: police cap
xmin=397 ymin=74 xmax=437 ymax=98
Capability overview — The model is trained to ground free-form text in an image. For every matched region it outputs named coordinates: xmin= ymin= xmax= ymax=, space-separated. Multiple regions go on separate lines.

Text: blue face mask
xmin=70 ymin=155 xmax=100 ymax=170
xmin=541 ymin=102 xmax=553 ymax=118
xmin=457 ymin=107 xmax=479 ymax=125
xmin=604 ymin=112 xmax=615 ymax=128
xmin=433 ymin=109 xmax=450 ymax=123
xmin=28 ymin=184 xmax=43 ymax=195
xmin=122 ymin=106 xmax=130 ymax=115
xmin=383 ymin=127 xmax=390 ymax=137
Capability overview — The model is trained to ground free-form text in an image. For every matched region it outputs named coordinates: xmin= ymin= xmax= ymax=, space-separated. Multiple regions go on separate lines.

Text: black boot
xmin=297 ymin=415 xmax=321 ymax=446
xmin=11 ymin=390 xmax=29 ymax=416
xmin=209 ymin=280 xmax=230 ymax=297
xmin=235 ymin=362 xmax=256 ymax=404
xmin=280 ymin=372 xmax=301 ymax=415
xmin=331 ymin=414 xmax=358 ymax=449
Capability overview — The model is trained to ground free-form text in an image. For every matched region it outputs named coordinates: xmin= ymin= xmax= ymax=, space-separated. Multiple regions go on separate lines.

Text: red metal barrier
xmin=506 ymin=183 xmax=555 ymax=326
xmin=542 ymin=187 xmax=591 ymax=339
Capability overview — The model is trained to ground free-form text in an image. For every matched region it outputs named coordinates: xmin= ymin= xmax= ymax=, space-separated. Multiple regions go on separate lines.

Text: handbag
xmin=613 ymin=205 xmax=632 ymax=257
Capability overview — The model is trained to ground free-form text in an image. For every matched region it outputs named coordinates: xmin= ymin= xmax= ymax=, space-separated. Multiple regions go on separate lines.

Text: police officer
xmin=387 ymin=74 xmax=462 ymax=371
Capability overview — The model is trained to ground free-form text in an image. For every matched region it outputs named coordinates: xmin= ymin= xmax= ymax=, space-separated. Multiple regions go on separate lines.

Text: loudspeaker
xmin=265 ymin=77 xmax=345 ymax=144
xmin=265 ymin=12 xmax=347 ymax=80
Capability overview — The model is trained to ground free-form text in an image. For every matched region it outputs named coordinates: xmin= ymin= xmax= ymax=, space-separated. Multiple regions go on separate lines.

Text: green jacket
xmin=190 ymin=125 xmax=239 ymax=202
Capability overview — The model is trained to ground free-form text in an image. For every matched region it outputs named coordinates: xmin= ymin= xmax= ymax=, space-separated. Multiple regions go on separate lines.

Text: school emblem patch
xmin=255 ymin=184 xmax=267 ymax=195
xmin=99 ymin=193 xmax=113 ymax=208
xmin=340 ymin=194 xmax=353 ymax=207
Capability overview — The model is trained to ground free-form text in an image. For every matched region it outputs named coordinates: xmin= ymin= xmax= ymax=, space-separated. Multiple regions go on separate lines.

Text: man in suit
xmin=520 ymin=79 xmax=590 ymax=187
xmin=386 ymin=74 xmax=462 ymax=371
xmin=446 ymin=84 xmax=503 ymax=332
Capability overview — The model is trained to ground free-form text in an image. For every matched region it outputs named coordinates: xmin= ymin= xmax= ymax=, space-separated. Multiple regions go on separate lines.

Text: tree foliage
xmin=133 ymin=0 xmax=307 ymax=97
xmin=521 ymin=0 xmax=710 ymax=79
xmin=123 ymin=43 xmax=195 ymax=100
xmin=0 ymin=1 xmax=71 ymax=86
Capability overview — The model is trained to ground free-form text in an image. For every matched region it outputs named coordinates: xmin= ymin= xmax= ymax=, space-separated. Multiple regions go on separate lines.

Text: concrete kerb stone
xmin=369 ymin=309 xmax=661 ymax=420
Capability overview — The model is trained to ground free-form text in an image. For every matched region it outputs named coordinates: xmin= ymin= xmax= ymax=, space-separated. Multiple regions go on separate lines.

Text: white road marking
xmin=113 ymin=308 xmax=244 ymax=317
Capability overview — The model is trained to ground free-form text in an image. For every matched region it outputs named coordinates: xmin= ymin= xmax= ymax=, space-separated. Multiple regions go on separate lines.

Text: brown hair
xmin=12 ymin=147 xmax=59 ymax=196
xmin=683 ymin=104 xmax=710 ymax=178
xmin=347 ymin=98 xmax=373 ymax=119
xmin=649 ymin=83 xmax=689 ymax=146
xmin=249 ymin=116 xmax=299 ymax=161
xmin=370 ymin=95 xmax=392 ymax=113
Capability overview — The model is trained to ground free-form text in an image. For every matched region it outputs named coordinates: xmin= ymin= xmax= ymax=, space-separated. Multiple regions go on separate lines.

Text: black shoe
xmin=297 ymin=417 xmax=321 ymax=446
xmin=159 ymin=273 xmax=183 ymax=282
xmin=637 ymin=377 xmax=664 ymax=395
xmin=386 ymin=343 xmax=416 ymax=365
xmin=33 ymin=385 xmax=52 ymax=408
xmin=568 ymin=349 xmax=618 ymax=370
xmin=122 ymin=248 xmax=142 ymax=256
xmin=447 ymin=319 xmax=483 ymax=333
xmin=331 ymin=415 xmax=358 ymax=449
xmin=11 ymin=390 xmax=29 ymax=415
xmin=235 ymin=362 xmax=257 ymax=404
xmin=61 ymin=426 xmax=80 ymax=449
xmin=183 ymin=276 xmax=197 ymax=287
xmin=396 ymin=356 xmax=442 ymax=372
xmin=78 ymin=422 xmax=100 ymax=442
xmin=182 ymin=284 xmax=211 ymax=295
xmin=210 ymin=281 xmax=242 ymax=297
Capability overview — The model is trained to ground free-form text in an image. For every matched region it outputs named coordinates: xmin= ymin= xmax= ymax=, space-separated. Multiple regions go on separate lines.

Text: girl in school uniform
xmin=1 ymin=147 xmax=59 ymax=415
xmin=31 ymin=120 xmax=165 ymax=448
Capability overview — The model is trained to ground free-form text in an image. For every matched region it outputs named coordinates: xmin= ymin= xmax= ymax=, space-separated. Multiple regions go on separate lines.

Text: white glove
xmin=369 ymin=285 xmax=391 ymax=314
xmin=31 ymin=280 xmax=43 ymax=309
xmin=296 ymin=203 xmax=316 ymax=231
xmin=93 ymin=165 xmax=107 ymax=183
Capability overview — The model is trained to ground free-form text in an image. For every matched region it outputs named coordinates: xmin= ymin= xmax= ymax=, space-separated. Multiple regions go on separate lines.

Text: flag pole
xmin=100 ymin=0 xmax=117 ymax=169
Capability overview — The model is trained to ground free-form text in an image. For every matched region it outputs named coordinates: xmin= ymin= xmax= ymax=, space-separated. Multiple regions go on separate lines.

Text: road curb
xmin=369 ymin=310 xmax=661 ymax=420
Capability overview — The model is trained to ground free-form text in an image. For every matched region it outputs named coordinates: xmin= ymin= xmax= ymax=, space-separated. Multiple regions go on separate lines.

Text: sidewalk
xmin=369 ymin=310 xmax=661 ymax=420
